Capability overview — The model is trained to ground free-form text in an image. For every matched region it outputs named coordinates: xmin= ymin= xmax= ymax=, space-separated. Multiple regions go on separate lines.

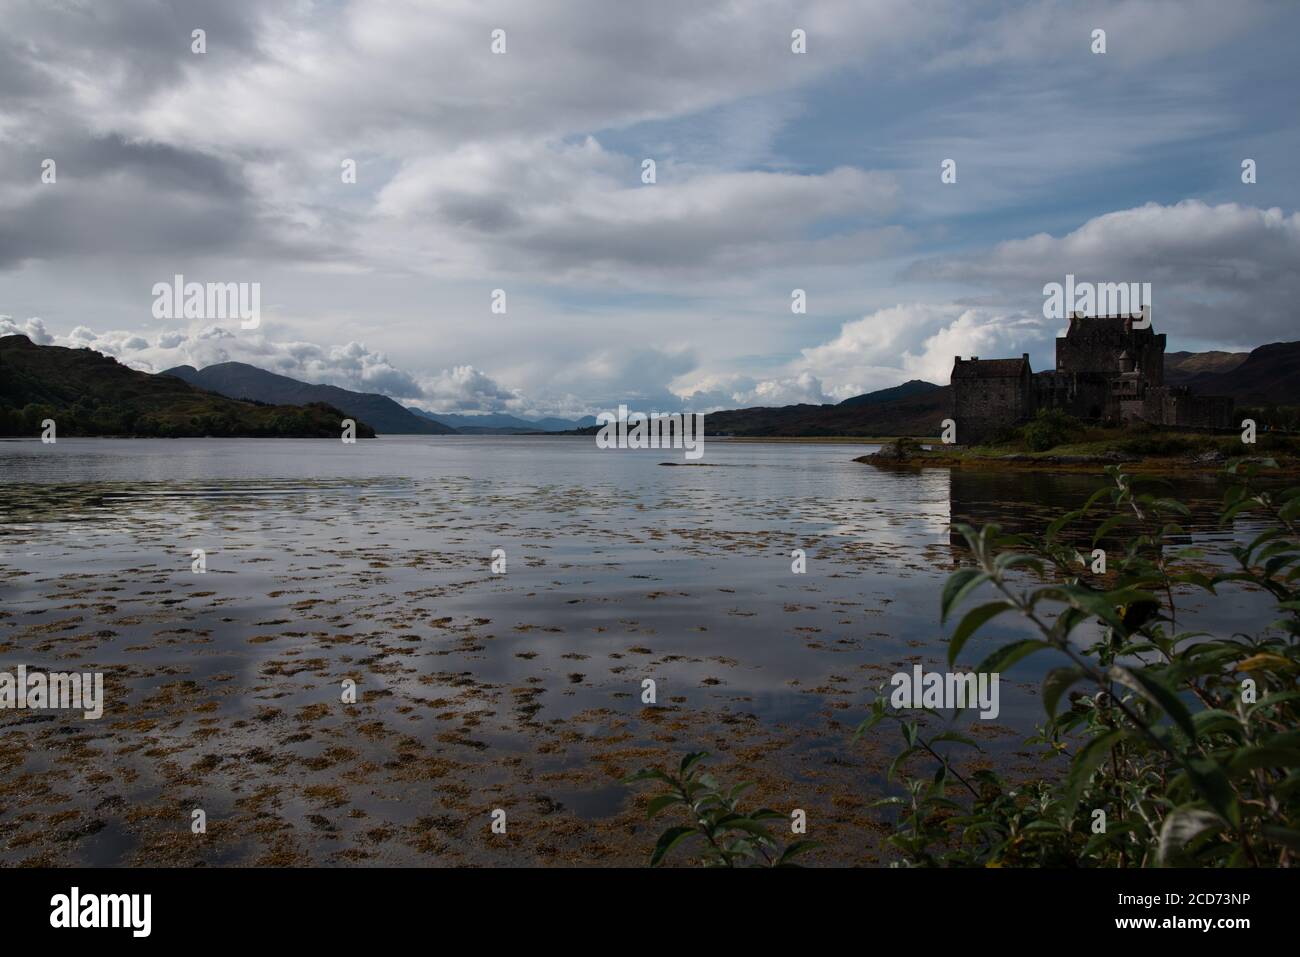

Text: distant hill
xmin=1176 ymin=341 xmax=1300 ymax=406
xmin=706 ymin=387 xmax=950 ymax=437
xmin=565 ymin=381 xmax=951 ymax=438
xmin=162 ymin=362 xmax=454 ymax=435
xmin=410 ymin=408 xmax=598 ymax=433
xmin=838 ymin=379 xmax=942 ymax=407
xmin=1165 ymin=350 xmax=1248 ymax=386
xmin=0 ymin=335 xmax=373 ymax=438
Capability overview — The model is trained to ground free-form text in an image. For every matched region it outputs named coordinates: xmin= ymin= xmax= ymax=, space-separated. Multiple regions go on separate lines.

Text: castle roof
xmin=1066 ymin=314 xmax=1155 ymax=337
xmin=951 ymin=356 xmax=1030 ymax=379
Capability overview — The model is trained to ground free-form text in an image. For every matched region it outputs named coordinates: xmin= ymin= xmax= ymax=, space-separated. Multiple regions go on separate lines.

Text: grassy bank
xmin=718 ymin=435 xmax=938 ymax=445
xmin=858 ymin=412 xmax=1300 ymax=474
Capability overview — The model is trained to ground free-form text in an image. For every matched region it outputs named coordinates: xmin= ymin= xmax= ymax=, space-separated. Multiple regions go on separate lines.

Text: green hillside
xmin=0 ymin=335 xmax=375 ymax=438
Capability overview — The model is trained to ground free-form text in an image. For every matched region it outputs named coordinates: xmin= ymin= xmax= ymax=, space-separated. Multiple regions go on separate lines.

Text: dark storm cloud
xmin=0 ymin=1 xmax=341 ymax=269
xmin=3 ymin=0 xmax=265 ymax=96
xmin=0 ymin=132 xmax=350 ymax=268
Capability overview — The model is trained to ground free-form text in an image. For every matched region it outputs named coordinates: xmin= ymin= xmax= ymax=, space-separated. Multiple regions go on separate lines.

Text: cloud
xmin=796 ymin=303 xmax=1046 ymax=393
xmin=366 ymin=138 xmax=900 ymax=281
xmin=0 ymin=315 xmax=53 ymax=344
xmin=680 ymin=371 xmax=835 ymax=410
xmin=908 ymin=201 xmax=1300 ymax=347
xmin=0 ymin=318 xmax=526 ymax=409
xmin=1 ymin=1 xmax=1295 ymax=416
xmin=418 ymin=364 xmax=521 ymax=413
xmin=0 ymin=0 xmax=920 ymax=279
xmin=673 ymin=304 xmax=1049 ymax=405
xmin=924 ymin=0 xmax=1265 ymax=72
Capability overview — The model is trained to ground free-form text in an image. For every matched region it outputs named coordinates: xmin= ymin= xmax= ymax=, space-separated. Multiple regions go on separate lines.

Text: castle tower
xmin=950 ymin=353 xmax=1033 ymax=445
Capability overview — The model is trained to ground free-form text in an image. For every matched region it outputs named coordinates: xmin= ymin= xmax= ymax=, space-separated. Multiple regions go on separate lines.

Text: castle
xmin=951 ymin=314 xmax=1234 ymax=445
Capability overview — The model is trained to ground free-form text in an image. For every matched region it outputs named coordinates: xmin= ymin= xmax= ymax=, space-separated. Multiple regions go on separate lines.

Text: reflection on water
xmin=948 ymin=468 xmax=1241 ymax=544
xmin=0 ymin=437 xmax=1277 ymax=866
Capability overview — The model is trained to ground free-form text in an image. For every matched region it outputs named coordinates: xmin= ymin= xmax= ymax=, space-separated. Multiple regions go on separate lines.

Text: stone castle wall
xmin=953 ymin=374 xmax=1028 ymax=445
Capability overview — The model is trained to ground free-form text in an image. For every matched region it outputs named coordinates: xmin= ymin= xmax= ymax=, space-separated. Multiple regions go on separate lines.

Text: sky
xmin=1 ymin=0 xmax=1298 ymax=418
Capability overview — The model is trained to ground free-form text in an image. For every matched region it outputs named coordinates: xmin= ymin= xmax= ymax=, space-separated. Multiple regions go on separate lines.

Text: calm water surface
xmin=0 ymin=436 xmax=1273 ymax=865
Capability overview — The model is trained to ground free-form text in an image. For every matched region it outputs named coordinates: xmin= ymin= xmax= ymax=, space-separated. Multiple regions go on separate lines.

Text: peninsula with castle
xmin=951 ymin=312 xmax=1235 ymax=445
xmin=852 ymin=311 xmax=1300 ymax=472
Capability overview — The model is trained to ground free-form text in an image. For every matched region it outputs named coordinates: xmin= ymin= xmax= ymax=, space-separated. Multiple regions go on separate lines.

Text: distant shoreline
xmin=856 ymin=447 xmax=1300 ymax=475
xmin=713 ymin=435 xmax=929 ymax=444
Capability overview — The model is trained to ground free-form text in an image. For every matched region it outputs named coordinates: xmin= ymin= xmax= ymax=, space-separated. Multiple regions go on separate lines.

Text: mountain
xmin=1174 ymin=341 xmax=1300 ymax=406
xmin=1165 ymin=350 xmax=1248 ymax=386
xmin=564 ymin=380 xmax=952 ymax=438
xmin=162 ymin=362 xmax=454 ymax=435
xmin=705 ymin=385 xmax=950 ymax=437
xmin=838 ymin=379 xmax=943 ymax=407
xmin=0 ymin=335 xmax=373 ymax=438
xmin=410 ymin=409 xmax=598 ymax=433
xmin=534 ymin=415 xmax=599 ymax=431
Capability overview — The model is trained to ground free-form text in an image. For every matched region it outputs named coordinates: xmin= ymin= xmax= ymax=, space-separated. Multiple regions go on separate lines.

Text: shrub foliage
xmin=630 ymin=461 xmax=1300 ymax=867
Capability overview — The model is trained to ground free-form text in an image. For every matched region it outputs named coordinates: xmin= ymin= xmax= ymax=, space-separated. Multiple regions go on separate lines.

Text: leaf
xmin=994 ymin=552 xmax=1044 ymax=575
xmin=1261 ymin=825 xmax=1300 ymax=852
xmin=649 ymin=826 xmax=696 ymax=867
xmin=1042 ymin=666 xmax=1086 ymax=719
xmin=1250 ymin=690 xmax=1300 ymax=715
xmin=645 ymin=794 xmax=685 ymax=818
xmin=948 ymin=601 xmax=1014 ymax=667
xmin=1045 ymin=509 xmax=1081 ymax=543
xmin=1037 ymin=586 xmax=1105 ymax=629
xmin=1183 ymin=759 xmax=1240 ymax=828
xmin=679 ymin=751 xmax=708 ymax=776
xmin=725 ymin=781 xmax=755 ymax=804
xmin=887 ymin=746 xmax=917 ymax=782
xmin=1227 ymin=745 xmax=1300 ymax=775
xmin=867 ymin=797 xmax=908 ymax=810
xmin=1065 ymin=729 xmax=1122 ymax=811
xmin=931 ymin=731 xmax=981 ymax=749
xmin=1108 ymin=666 xmax=1196 ymax=740
xmin=852 ymin=710 xmax=886 ymax=741
xmin=1235 ymin=652 xmax=1294 ymax=673
xmin=1157 ymin=807 xmax=1224 ymax=866
xmin=719 ymin=817 xmax=776 ymax=839
xmin=974 ymin=639 xmax=1052 ymax=676
xmin=1191 ymin=709 xmax=1242 ymax=740
xmin=1022 ymin=820 xmax=1064 ymax=833
xmin=1092 ymin=513 xmax=1130 ymax=545
xmin=942 ymin=568 xmax=990 ymax=622
xmin=776 ymin=839 xmax=823 ymax=866
xmin=622 ymin=768 xmax=671 ymax=786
